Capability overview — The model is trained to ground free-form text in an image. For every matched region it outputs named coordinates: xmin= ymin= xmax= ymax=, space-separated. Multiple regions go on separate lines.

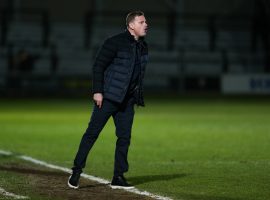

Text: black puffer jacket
xmin=92 ymin=30 xmax=148 ymax=106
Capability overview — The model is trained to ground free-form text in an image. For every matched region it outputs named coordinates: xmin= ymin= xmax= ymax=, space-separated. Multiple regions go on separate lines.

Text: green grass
xmin=0 ymin=97 xmax=270 ymax=200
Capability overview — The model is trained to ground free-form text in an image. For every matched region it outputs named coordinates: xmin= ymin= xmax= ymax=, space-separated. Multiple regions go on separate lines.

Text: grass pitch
xmin=0 ymin=96 xmax=270 ymax=200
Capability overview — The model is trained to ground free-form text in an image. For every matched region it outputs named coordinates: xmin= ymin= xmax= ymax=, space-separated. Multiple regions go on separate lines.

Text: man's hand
xmin=93 ymin=93 xmax=103 ymax=108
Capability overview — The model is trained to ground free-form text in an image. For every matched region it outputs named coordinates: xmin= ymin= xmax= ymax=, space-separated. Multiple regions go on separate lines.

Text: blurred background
xmin=0 ymin=0 xmax=269 ymax=98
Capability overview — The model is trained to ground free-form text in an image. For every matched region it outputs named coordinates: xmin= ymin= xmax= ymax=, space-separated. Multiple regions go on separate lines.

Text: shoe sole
xmin=68 ymin=176 xmax=79 ymax=189
xmin=110 ymin=185 xmax=134 ymax=190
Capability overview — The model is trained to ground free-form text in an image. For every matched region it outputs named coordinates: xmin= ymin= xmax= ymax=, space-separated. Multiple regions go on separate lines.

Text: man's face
xmin=129 ymin=15 xmax=148 ymax=37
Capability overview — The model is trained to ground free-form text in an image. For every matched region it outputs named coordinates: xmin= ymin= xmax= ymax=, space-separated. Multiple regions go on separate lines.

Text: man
xmin=68 ymin=11 xmax=148 ymax=189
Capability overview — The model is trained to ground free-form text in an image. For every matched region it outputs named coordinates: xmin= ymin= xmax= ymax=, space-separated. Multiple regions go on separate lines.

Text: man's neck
xmin=127 ymin=29 xmax=139 ymax=41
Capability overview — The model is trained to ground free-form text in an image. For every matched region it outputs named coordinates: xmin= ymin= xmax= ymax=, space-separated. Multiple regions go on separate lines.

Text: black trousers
xmin=72 ymin=94 xmax=135 ymax=177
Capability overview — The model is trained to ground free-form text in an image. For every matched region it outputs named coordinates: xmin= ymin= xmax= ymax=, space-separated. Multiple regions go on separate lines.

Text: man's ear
xmin=129 ymin=22 xmax=135 ymax=30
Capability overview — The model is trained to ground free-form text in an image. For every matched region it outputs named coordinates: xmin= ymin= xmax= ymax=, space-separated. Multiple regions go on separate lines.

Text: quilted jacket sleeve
xmin=92 ymin=37 xmax=117 ymax=94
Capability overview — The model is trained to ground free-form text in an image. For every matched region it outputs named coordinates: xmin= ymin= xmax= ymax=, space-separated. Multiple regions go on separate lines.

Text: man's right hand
xmin=93 ymin=93 xmax=103 ymax=108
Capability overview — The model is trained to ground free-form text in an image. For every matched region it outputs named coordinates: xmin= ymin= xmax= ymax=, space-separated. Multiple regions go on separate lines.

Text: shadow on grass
xmin=179 ymin=193 xmax=246 ymax=200
xmin=128 ymin=173 xmax=189 ymax=185
xmin=79 ymin=183 xmax=109 ymax=189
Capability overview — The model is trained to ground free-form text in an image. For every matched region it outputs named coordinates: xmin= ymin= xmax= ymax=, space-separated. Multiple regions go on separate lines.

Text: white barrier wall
xmin=222 ymin=74 xmax=270 ymax=94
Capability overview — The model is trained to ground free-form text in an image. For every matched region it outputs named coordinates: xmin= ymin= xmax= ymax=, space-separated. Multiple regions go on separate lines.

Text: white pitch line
xmin=0 ymin=150 xmax=13 ymax=156
xmin=0 ymin=187 xmax=29 ymax=199
xmin=0 ymin=150 xmax=173 ymax=200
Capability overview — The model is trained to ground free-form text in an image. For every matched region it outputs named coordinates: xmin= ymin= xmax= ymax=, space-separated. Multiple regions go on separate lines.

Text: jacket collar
xmin=125 ymin=29 xmax=145 ymax=43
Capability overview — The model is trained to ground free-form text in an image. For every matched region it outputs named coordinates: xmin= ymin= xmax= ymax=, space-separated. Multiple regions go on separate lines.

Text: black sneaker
xmin=68 ymin=171 xmax=81 ymax=189
xmin=110 ymin=175 xmax=134 ymax=189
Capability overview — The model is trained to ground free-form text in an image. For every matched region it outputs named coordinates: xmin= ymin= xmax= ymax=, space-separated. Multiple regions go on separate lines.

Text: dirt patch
xmin=0 ymin=163 xmax=152 ymax=200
